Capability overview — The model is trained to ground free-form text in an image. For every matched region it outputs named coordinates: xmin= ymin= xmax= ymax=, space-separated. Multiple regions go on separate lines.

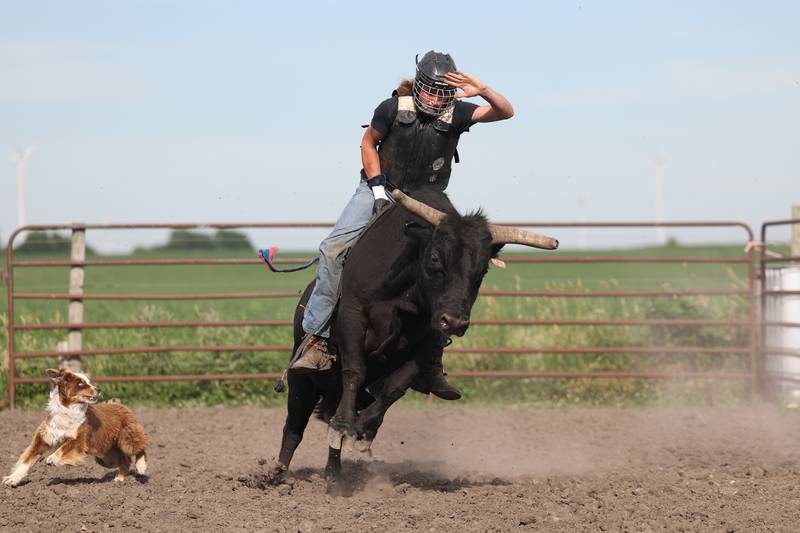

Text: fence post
xmin=748 ymin=244 xmax=759 ymax=400
xmin=60 ymin=227 xmax=85 ymax=372
xmin=792 ymin=206 xmax=800 ymax=256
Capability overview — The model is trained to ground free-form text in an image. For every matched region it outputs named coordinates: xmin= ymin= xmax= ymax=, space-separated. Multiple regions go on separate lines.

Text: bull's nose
xmin=439 ymin=314 xmax=470 ymax=336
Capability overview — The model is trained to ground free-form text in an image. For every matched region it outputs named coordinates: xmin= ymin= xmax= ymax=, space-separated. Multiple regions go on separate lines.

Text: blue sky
xmin=1 ymin=1 xmax=798 ymax=252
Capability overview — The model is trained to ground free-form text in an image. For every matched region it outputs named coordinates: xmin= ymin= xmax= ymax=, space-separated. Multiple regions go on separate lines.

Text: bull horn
xmin=392 ymin=190 xmax=446 ymax=225
xmin=489 ymin=225 xmax=559 ymax=250
xmin=394 ymin=189 xmax=559 ymax=250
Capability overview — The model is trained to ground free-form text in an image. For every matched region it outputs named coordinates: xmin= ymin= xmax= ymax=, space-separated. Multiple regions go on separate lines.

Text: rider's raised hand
xmin=444 ymin=71 xmax=488 ymax=99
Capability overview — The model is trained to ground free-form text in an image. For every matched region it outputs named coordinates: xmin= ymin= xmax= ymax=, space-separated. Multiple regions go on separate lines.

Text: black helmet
xmin=413 ymin=50 xmax=458 ymax=116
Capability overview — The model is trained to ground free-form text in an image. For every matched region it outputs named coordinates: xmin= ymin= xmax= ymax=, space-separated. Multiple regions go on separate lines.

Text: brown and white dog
xmin=2 ymin=369 xmax=150 ymax=487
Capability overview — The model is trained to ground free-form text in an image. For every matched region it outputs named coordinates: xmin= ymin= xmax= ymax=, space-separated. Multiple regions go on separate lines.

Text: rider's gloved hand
xmin=373 ymin=198 xmax=390 ymax=216
xmin=367 ymin=173 xmax=391 ymax=217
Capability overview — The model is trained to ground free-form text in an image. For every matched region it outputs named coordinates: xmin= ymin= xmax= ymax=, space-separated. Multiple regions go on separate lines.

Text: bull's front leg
xmin=354 ymin=359 xmax=421 ymax=439
xmin=329 ymin=308 xmax=368 ymax=437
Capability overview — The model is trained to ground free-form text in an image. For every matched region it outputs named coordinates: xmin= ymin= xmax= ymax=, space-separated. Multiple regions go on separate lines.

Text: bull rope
xmin=258 ymin=246 xmax=319 ymax=273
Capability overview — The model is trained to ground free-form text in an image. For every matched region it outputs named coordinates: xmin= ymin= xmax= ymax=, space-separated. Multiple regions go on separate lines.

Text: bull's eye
xmin=430 ymin=250 xmax=442 ymax=268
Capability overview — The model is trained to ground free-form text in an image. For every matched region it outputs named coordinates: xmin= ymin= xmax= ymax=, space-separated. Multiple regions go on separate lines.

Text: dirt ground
xmin=1 ymin=404 xmax=799 ymax=532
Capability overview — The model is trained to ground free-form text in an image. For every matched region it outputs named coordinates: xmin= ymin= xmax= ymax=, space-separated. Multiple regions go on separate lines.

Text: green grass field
xmin=2 ymin=242 xmax=781 ymax=409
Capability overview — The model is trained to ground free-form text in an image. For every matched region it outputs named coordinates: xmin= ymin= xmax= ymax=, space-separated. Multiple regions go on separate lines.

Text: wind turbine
xmin=10 ymin=146 xmax=36 ymax=228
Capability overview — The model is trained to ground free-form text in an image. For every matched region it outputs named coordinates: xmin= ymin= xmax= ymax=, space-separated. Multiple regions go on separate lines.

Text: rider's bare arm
xmin=470 ymin=86 xmax=514 ymax=123
xmin=361 ymin=125 xmax=385 ymax=178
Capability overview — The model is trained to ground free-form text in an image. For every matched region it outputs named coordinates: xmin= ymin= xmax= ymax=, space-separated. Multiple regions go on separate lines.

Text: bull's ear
xmin=490 ymin=243 xmax=505 ymax=258
xmin=404 ymin=221 xmax=433 ymax=243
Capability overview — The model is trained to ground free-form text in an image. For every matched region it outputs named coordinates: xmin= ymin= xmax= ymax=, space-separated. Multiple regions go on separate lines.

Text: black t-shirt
xmin=370 ymin=97 xmax=479 ymax=136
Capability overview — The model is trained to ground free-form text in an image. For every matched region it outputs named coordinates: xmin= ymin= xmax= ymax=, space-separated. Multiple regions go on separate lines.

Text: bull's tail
xmin=312 ymin=397 xmax=327 ymax=422
xmin=273 ymin=369 xmax=288 ymax=393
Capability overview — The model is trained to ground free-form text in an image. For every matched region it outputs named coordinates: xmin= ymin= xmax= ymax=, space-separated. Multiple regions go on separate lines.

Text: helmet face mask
xmin=413 ymin=51 xmax=458 ymax=116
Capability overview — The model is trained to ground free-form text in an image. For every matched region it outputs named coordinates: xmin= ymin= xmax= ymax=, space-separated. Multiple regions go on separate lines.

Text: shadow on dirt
xmin=46 ymin=471 xmax=149 ymax=486
xmin=326 ymin=460 xmax=511 ymax=497
xmin=239 ymin=458 xmax=511 ymax=497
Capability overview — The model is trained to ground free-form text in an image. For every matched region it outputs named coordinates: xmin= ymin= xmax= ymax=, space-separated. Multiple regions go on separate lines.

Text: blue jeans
xmin=302 ymin=175 xmax=394 ymax=338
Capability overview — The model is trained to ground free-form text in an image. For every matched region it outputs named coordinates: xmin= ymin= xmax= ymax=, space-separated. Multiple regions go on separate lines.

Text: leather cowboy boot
xmin=289 ymin=333 xmax=336 ymax=374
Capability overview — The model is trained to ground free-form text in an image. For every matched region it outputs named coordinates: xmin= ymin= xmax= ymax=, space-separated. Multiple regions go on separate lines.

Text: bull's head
xmin=394 ymin=190 xmax=558 ymax=337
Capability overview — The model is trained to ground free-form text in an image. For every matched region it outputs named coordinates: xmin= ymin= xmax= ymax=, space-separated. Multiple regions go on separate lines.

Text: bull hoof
xmin=356 ymin=438 xmax=373 ymax=456
xmin=238 ymin=460 xmax=288 ymax=490
xmin=324 ymin=463 xmax=341 ymax=481
xmin=352 ymin=409 xmax=381 ymax=438
xmin=325 ymin=477 xmax=340 ymax=496
xmin=353 ymin=419 xmax=367 ymax=439
xmin=266 ymin=462 xmax=288 ymax=485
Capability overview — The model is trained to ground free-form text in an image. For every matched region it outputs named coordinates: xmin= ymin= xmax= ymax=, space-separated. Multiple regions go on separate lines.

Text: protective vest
xmin=378 ymin=96 xmax=461 ymax=193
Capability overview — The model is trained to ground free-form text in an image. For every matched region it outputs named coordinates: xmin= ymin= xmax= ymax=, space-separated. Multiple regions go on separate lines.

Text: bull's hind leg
xmin=271 ymin=374 xmax=319 ymax=483
xmin=329 ymin=309 xmax=368 ymax=436
xmin=324 ymin=444 xmax=342 ymax=480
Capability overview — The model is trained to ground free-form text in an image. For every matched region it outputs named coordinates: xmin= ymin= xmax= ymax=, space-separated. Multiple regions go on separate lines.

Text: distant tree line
xmin=9 ymin=231 xmax=98 ymax=255
xmin=3 ymin=229 xmax=253 ymax=256
xmin=136 ymin=229 xmax=253 ymax=252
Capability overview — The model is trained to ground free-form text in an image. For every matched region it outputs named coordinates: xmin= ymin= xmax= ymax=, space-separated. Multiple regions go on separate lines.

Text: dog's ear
xmin=46 ymin=368 xmax=64 ymax=383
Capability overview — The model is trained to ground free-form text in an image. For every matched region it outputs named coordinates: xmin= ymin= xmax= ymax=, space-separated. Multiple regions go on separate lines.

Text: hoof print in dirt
xmin=394 ymin=482 xmax=413 ymax=495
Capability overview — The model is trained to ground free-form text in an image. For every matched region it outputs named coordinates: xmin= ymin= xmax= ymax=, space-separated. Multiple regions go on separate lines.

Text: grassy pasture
xmin=1 ymin=243 xmax=778 ymax=409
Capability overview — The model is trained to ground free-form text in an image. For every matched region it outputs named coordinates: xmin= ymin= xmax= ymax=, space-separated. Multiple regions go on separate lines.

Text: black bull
xmin=269 ymin=187 xmax=558 ymax=481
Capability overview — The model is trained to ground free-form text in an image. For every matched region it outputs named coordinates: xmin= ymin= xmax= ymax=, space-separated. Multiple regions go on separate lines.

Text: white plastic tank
xmin=764 ymin=266 xmax=800 ymax=405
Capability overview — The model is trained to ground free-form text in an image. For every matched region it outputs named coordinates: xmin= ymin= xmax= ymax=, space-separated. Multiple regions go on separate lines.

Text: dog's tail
xmin=133 ymin=451 xmax=147 ymax=475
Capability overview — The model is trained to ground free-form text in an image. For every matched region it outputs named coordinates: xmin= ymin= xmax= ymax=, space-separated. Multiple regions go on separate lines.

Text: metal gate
xmin=760 ymin=218 xmax=800 ymax=402
xmin=4 ymin=220 xmax=759 ymax=409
